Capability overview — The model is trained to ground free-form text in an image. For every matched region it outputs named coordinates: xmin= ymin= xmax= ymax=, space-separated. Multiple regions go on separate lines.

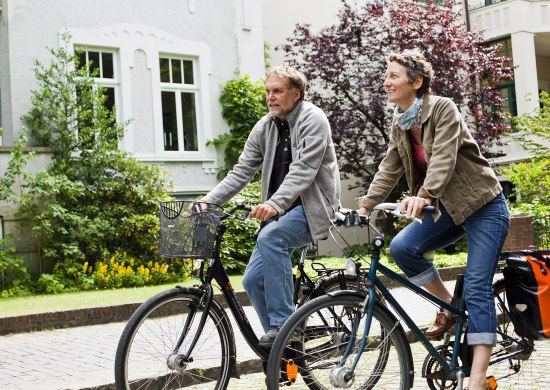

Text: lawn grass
xmin=1 ymin=252 xmax=466 ymax=317
xmin=0 ymin=274 xmax=245 ymax=317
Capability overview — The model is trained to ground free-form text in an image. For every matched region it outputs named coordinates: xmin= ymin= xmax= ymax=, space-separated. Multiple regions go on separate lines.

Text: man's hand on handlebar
xmin=250 ymin=203 xmax=278 ymax=222
xmin=358 ymin=206 xmax=370 ymax=216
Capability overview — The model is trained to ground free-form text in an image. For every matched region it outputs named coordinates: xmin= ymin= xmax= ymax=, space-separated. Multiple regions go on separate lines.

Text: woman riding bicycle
xmin=355 ymin=50 xmax=510 ymax=390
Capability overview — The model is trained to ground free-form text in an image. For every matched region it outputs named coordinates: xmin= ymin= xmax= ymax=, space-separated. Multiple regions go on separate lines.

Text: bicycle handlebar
xmin=334 ymin=203 xmax=435 ymax=227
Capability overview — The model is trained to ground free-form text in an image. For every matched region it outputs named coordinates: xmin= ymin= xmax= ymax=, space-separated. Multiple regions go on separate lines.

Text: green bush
xmin=208 ymin=75 xmax=267 ymax=180
xmin=0 ymin=235 xmax=33 ymax=297
xmin=17 ymin=32 xmax=172 ymax=269
xmin=218 ymin=181 xmax=262 ymax=274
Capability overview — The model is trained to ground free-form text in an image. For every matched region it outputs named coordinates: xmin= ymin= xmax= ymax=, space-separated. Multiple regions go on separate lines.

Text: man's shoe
xmin=425 ymin=309 xmax=456 ymax=338
xmin=259 ymin=327 xmax=281 ymax=348
xmin=259 ymin=327 xmax=302 ymax=348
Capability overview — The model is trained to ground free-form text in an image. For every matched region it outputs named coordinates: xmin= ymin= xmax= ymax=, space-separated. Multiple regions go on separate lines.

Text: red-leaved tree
xmin=280 ymin=0 xmax=514 ymax=192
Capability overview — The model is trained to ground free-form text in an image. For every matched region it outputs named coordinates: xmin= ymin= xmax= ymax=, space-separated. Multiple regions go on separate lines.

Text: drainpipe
xmin=464 ymin=0 xmax=471 ymax=31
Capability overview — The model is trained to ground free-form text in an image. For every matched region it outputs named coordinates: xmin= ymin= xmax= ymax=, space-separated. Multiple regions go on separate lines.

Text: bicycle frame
xmin=353 ymin=241 xmax=465 ymax=377
xmin=177 ymin=212 xmax=331 ymax=364
xmin=343 ymin=233 xmax=533 ymax=382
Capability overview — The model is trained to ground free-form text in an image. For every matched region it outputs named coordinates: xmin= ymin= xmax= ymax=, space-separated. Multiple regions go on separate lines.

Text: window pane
xmin=181 ymin=92 xmax=198 ymax=151
xmin=102 ymin=53 xmax=114 ymax=79
xmin=183 ymin=60 xmax=194 ymax=84
xmin=159 ymin=58 xmax=170 ymax=82
xmin=171 ymin=59 xmax=182 ymax=84
xmin=76 ymin=50 xmax=87 ymax=71
xmin=88 ymin=51 xmax=100 ymax=77
xmin=162 ymin=91 xmax=179 ymax=151
xmin=103 ymin=87 xmax=116 ymax=126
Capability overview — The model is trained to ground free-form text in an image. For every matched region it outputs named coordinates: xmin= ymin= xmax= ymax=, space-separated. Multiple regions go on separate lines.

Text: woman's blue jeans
xmin=242 ymin=205 xmax=312 ymax=333
xmin=390 ymin=193 xmax=510 ymax=345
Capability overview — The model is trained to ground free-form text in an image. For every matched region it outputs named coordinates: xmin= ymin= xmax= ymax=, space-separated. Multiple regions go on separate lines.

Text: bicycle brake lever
xmin=391 ymin=209 xmax=423 ymax=224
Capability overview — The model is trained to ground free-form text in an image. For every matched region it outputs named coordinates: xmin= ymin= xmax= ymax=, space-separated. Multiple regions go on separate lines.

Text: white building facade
xmin=0 ymin=0 xmax=265 ymax=272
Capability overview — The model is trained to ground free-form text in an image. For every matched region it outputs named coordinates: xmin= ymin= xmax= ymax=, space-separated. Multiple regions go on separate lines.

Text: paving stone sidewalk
xmin=1 ymin=278 xmax=548 ymax=389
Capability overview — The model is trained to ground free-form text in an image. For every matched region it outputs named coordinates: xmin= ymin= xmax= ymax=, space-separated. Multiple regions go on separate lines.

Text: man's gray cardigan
xmin=204 ymin=100 xmax=341 ymax=242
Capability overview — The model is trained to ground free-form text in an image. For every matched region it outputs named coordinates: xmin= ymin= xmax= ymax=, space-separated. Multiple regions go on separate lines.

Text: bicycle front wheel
xmin=266 ymin=292 xmax=412 ymax=390
xmin=114 ymin=287 xmax=235 ymax=390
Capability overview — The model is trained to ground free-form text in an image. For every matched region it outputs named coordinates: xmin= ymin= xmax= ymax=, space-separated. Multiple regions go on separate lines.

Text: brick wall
xmin=502 ymin=214 xmax=535 ymax=252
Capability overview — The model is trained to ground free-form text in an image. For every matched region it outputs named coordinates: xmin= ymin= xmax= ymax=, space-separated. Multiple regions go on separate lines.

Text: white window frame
xmin=159 ymin=56 xmax=200 ymax=153
xmin=65 ymin=25 xmax=215 ymax=163
xmin=75 ymin=46 xmax=121 ymax=123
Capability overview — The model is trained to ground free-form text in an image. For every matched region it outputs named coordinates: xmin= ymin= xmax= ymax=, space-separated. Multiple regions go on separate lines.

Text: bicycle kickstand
xmin=456 ymin=370 xmax=465 ymax=389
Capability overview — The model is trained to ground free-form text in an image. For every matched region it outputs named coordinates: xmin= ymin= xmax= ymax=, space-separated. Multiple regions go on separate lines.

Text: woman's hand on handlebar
xmin=400 ymin=196 xmax=432 ymax=220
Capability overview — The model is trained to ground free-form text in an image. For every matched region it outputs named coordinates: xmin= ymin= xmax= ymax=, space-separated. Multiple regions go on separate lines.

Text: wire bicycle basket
xmin=160 ymin=201 xmax=224 ymax=258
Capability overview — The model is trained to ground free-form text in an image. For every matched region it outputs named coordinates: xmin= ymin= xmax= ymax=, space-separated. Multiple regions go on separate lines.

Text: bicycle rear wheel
xmin=489 ymin=278 xmax=542 ymax=389
xmin=114 ymin=287 xmax=235 ymax=390
xmin=266 ymin=292 xmax=412 ymax=389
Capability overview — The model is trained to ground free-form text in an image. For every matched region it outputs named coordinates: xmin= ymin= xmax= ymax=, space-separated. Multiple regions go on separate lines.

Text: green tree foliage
xmin=19 ymin=32 xmax=172 ymax=269
xmin=209 ymin=75 xmax=267 ymax=179
xmin=280 ymin=0 xmax=514 ymax=191
xmin=0 ymin=134 xmax=34 ymax=202
xmin=513 ymin=91 xmax=550 ymax=159
xmin=504 ymin=91 xmax=550 ymax=217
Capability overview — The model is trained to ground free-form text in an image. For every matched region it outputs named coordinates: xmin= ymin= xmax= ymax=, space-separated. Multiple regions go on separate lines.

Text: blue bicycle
xmin=266 ymin=203 xmax=539 ymax=389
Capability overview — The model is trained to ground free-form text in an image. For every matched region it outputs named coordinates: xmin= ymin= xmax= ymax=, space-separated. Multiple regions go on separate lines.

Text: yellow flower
xmin=82 ymin=261 xmax=89 ymax=273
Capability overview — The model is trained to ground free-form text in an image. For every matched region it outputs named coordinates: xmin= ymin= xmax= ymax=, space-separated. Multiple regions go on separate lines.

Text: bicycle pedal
xmin=286 ymin=359 xmax=298 ymax=384
xmin=487 ymin=375 xmax=497 ymax=390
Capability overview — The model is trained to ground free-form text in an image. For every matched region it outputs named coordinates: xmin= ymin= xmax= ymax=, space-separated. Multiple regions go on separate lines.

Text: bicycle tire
xmin=266 ymin=292 xmax=413 ymax=390
xmin=488 ymin=278 xmax=540 ymax=389
xmin=114 ymin=287 xmax=235 ymax=390
xmin=301 ymin=274 xmax=390 ymax=384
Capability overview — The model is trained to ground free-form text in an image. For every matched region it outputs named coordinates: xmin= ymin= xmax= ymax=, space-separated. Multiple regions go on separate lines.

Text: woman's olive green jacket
xmin=356 ymin=94 xmax=502 ymax=225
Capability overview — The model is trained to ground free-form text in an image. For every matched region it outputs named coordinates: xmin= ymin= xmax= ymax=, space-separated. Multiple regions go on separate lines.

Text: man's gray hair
xmin=267 ymin=65 xmax=308 ymax=101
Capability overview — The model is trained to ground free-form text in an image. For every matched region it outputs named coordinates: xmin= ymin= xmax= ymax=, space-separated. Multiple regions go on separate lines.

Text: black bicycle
xmin=266 ymin=203 xmax=540 ymax=389
xmin=114 ymin=199 xmax=362 ymax=389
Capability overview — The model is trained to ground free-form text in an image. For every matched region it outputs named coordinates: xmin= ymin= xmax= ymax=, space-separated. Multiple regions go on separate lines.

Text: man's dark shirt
xmin=268 ymin=119 xmax=302 ymax=211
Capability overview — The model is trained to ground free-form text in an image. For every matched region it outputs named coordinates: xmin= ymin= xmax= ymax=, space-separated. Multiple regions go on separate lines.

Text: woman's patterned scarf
xmin=393 ymin=97 xmax=423 ymax=130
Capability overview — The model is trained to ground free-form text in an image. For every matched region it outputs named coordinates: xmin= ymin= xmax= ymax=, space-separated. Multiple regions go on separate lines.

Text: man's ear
xmin=292 ymin=88 xmax=301 ymax=104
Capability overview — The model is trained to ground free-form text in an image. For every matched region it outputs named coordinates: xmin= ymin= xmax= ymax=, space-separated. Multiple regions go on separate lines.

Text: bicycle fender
xmin=326 ymin=290 xmax=367 ymax=299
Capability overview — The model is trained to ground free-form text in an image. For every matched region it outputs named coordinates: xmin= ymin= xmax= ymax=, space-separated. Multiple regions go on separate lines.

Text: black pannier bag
xmin=503 ymin=250 xmax=550 ymax=340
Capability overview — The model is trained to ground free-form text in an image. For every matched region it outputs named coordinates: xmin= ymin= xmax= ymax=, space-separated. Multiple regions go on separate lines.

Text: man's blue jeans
xmin=390 ymin=193 xmax=510 ymax=345
xmin=242 ymin=205 xmax=312 ymax=333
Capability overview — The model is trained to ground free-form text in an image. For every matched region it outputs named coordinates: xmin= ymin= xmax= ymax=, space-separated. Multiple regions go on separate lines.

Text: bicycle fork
xmin=329 ymin=285 xmax=378 ymax=388
xmin=166 ymin=285 xmax=214 ymax=371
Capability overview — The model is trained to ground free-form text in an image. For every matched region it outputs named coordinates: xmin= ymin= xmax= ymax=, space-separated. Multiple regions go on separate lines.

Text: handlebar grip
xmin=423 ymin=206 xmax=435 ymax=214
xmin=358 ymin=215 xmax=369 ymax=225
xmin=333 ymin=210 xmax=370 ymax=227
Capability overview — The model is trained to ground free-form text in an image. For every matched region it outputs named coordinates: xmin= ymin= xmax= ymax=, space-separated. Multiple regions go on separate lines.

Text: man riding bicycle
xmin=203 ymin=65 xmax=341 ymax=347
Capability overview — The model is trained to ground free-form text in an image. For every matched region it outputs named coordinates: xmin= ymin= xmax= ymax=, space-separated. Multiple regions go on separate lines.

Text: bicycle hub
xmin=167 ymin=353 xmax=189 ymax=372
xmin=329 ymin=366 xmax=355 ymax=388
